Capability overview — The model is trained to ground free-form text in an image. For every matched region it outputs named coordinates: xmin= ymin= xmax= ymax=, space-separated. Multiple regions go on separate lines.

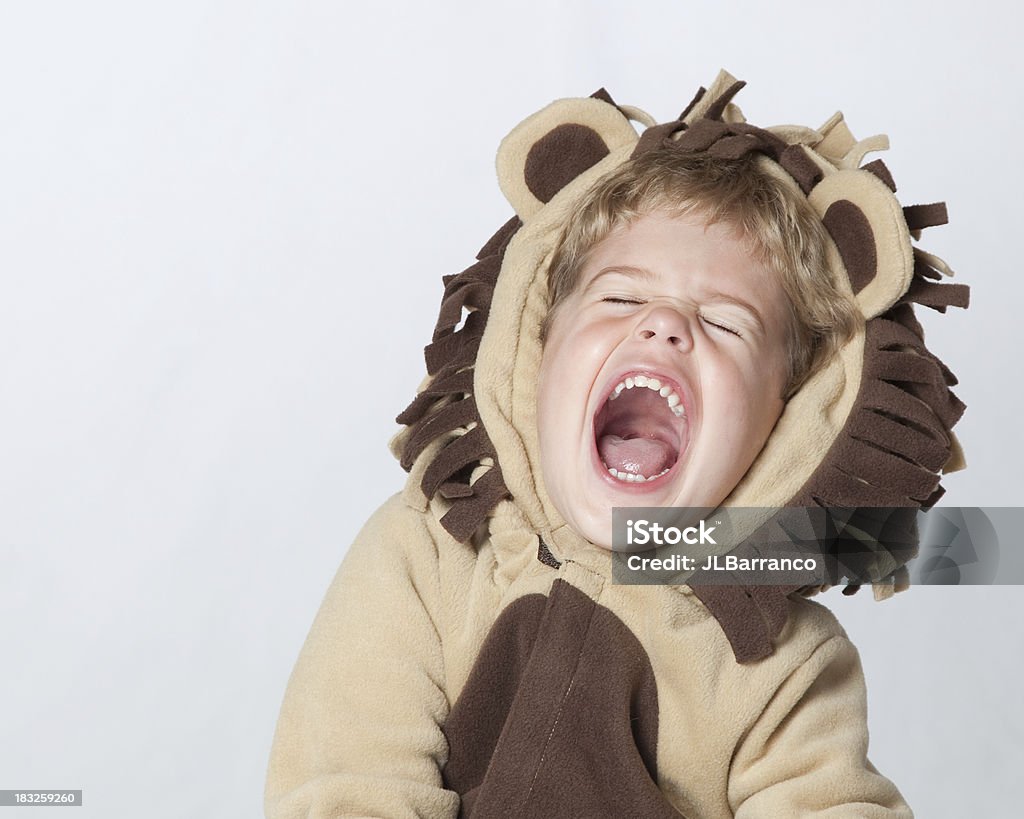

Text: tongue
xmin=598 ymin=434 xmax=676 ymax=477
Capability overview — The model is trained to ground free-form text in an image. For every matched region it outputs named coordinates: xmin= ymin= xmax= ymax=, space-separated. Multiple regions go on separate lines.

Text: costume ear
xmin=496 ymin=91 xmax=641 ymax=221
xmin=807 ymin=168 xmax=916 ymax=319
xmin=804 ymin=119 xmax=965 ymax=320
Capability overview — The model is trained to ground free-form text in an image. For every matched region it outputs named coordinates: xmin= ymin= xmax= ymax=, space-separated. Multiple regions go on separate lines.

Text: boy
xmin=265 ymin=71 xmax=967 ymax=817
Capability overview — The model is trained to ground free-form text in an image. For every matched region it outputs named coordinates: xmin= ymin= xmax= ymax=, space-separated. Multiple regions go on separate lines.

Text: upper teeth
xmin=609 ymin=375 xmax=685 ymax=417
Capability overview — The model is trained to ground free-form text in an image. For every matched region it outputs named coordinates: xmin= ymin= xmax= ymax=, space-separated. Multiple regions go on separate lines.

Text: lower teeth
xmin=605 ymin=464 xmax=670 ymax=482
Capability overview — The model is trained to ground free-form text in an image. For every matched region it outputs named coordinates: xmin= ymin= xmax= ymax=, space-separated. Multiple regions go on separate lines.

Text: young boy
xmin=265 ymin=71 xmax=966 ymax=818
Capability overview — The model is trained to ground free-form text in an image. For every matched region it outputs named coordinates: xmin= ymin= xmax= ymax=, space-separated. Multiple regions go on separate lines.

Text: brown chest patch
xmin=442 ymin=579 xmax=687 ymax=818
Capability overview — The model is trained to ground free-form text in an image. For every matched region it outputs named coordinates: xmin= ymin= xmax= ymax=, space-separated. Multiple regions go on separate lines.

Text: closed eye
xmin=602 ymin=296 xmax=646 ymax=305
xmin=700 ymin=315 xmax=742 ymax=337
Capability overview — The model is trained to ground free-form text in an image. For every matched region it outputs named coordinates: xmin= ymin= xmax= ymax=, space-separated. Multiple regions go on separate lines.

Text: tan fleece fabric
xmin=265 ymin=495 xmax=911 ymax=818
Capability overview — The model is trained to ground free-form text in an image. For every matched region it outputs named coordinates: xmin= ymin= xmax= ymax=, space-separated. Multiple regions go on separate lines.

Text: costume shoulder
xmin=265 ymin=493 xmax=461 ymax=818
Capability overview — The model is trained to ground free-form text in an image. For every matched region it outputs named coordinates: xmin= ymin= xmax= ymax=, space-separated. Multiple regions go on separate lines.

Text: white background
xmin=1 ymin=1 xmax=1021 ymax=817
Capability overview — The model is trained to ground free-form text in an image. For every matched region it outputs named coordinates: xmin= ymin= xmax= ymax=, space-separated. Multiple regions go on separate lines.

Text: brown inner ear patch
xmin=822 ymin=199 xmax=878 ymax=294
xmin=525 ymin=123 xmax=610 ymax=204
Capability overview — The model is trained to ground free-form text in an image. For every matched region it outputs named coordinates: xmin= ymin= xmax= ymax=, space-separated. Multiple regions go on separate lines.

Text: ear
xmin=807 ymin=167 xmax=916 ymax=320
xmin=496 ymin=93 xmax=640 ymax=221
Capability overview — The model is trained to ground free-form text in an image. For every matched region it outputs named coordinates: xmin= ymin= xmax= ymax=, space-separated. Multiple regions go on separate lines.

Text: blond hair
xmin=543 ymin=148 xmax=861 ymax=397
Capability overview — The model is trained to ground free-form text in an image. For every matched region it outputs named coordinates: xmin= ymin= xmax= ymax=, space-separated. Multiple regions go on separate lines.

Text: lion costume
xmin=266 ymin=70 xmax=967 ymax=818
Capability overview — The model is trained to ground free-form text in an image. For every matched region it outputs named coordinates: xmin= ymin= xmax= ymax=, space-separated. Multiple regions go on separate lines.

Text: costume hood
xmin=391 ymin=71 xmax=968 ymax=662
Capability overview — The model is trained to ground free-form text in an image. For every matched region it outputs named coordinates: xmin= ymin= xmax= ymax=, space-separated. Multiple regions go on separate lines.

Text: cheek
xmin=706 ymin=354 xmax=785 ymax=428
xmin=536 ymin=342 xmax=577 ymax=446
xmin=541 ymin=315 xmax=610 ymax=385
xmin=739 ymin=371 xmax=786 ymax=439
xmin=536 ymin=315 xmax=609 ymax=458
xmin=540 ymin=376 xmax=573 ymax=421
xmin=538 ymin=325 xmax=572 ymax=396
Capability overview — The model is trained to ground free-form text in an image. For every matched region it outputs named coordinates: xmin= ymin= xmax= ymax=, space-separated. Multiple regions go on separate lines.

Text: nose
xmin=635 ymin=304 xmax=694 ymax=351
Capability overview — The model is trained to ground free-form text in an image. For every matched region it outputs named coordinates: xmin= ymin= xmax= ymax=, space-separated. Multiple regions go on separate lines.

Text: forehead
xmin=580 ymin=211 xmax=784 ymax=305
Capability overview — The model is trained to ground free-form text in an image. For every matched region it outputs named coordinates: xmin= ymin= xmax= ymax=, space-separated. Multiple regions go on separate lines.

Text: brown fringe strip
xmin=672 ymin=118 xmax=728 ymax=153
xmin=902 ymin=279 xmax=971 ymax=312
xmin=678 ymin=86 xmax=707 ymax=121
xmin=419 ymin=426 xmax=493 ymax=499
xmin=476 ymin=216 xmax=521 ymax=260
xmin=400 ymin=398 xmax=480 ymax=471
xmin=903 ymin=202 xmax=948 ymax=231
xmin=631 ymin=119 xmax=688 ymax=157
xmin=862 ymin=158 xmax=896 ymax=192
xmin=434 ymin=264 xmax=500 ymax=337
xmin=439 ymin=467 xmax=510 ymax=544
xmin=424 ymin=313 xmax=487 ymax=376
xmin=690 ymin=584 xmax=801 ymax=664
xmin=778 ymin=144 xmax=824 ymax=194
xmin=702 ymin=79 xmax=747 ymax=121
xmin=396 ymin=369 xmax=474 ymax=427
xmin=913 ymin=253 xmax=944 ymax=281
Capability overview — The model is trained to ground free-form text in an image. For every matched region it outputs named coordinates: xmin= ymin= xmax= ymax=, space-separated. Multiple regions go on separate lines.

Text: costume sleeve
xmin=264 ymin=496 xmax=460 ymax=819
xmin=729 ymin=635 xmax=913 ymax=818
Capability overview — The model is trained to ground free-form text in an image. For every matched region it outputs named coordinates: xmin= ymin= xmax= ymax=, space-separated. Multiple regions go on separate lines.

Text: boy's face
xmin=536 ymin=210 xmax=791 ymax=550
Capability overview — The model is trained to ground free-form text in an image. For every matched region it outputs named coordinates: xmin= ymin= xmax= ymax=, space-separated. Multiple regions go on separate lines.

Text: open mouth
xmin=592 ymin=373 xmax=689 ymax=484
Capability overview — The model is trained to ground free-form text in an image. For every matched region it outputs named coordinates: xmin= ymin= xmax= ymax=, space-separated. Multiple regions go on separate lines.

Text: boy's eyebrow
xmin=590 ymin=265 xmax=659 ymax=285
xmin=589 ymin=265 xmax=768 ymax=330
